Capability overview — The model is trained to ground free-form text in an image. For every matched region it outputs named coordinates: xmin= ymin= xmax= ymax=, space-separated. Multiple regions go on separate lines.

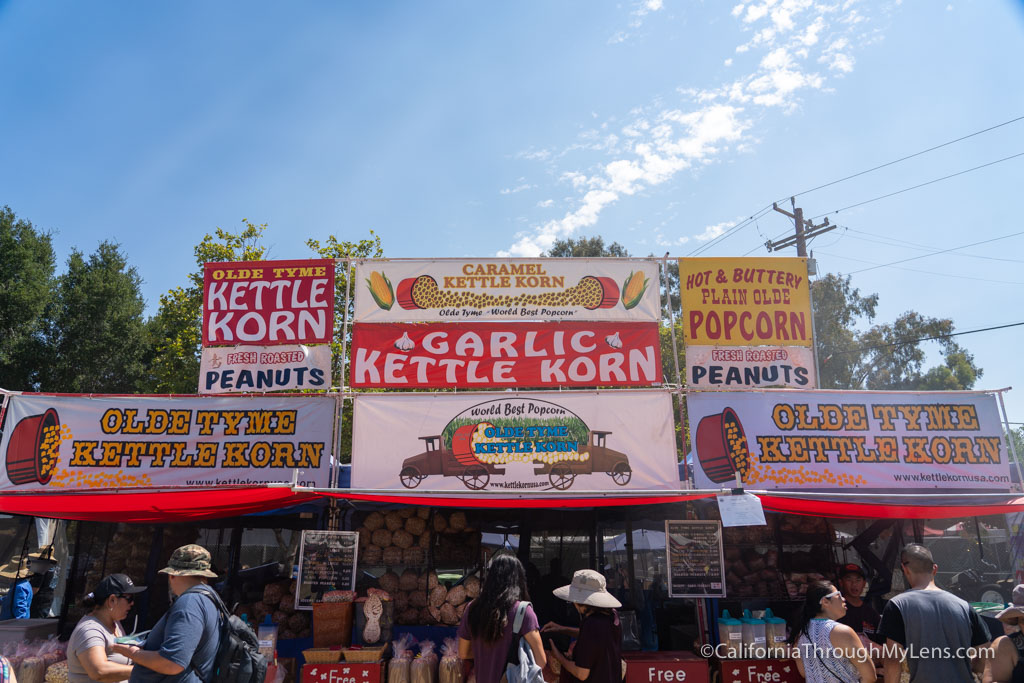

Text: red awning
xmin=759 ymin=493 xmax=1024 ymax=519
xmin=0 ymin=486 xmax=319 ymax=523
xmin=315 ymin=490 xmax=719 ymax=508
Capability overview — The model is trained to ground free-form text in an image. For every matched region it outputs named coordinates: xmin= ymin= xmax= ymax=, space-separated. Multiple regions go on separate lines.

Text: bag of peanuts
xmin=411 ymin=640 xmax=438 ymax=683
xmin=438 ymin=638 xmax=462 ymax=683
xmin=388 ymin=634 xmax=416 ymax=683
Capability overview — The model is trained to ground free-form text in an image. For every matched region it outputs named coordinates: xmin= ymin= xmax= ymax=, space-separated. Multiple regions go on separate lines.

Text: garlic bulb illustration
xmin=605 ymin=332 xmax=622 ymax=349
xmin=394 ymin=332 xmax=415 ymax=351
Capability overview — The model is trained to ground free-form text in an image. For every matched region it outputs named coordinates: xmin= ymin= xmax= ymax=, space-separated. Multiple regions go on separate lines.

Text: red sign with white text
xmin=350 ymin=322 xmax=663 ymax=388
xmin=203 ymin=259 xmax=335 ymax=346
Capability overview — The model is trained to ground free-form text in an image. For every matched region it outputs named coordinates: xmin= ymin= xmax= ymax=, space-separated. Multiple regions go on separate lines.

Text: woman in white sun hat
xmin=984 ymin=584 xmax=1024 ymax=683
xmin=542 ymin=569 xmax=623 ymax=683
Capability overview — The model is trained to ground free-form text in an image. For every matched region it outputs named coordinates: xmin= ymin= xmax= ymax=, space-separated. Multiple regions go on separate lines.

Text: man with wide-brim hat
xmin=0 ymin=551 xmax=56 ymax=620
xmin=543 ymin=570 xmax=623 ymax=683
xmin=110 ymin=545 xmax=222 ymax=683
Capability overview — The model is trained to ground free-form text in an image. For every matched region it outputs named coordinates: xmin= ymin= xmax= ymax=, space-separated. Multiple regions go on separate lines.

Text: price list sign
xmin=295 ymin=530 xmax=359 ymax=610
xmin=665 ymin=520 xmax=726 ymax=598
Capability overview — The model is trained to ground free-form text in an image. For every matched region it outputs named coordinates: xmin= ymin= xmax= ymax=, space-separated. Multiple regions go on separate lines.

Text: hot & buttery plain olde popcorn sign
xmin=0 ymin=394 xmax=334 ymax=491
xmin=351 ymin=391 xmax=678 ymax=492
xmin=354 ymin=258 xmax=660 ymax=323
xmin=688 ymin=390 xmax=1010 ymax=491
xmin=680 ymin=257 xmax=815 ymax=390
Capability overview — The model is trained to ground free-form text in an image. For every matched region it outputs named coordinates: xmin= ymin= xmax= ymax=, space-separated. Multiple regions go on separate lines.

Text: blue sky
xmin=1 ymin=1 xmax=1023 ymax=421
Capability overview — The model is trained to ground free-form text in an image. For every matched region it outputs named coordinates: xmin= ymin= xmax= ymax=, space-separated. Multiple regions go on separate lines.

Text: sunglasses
xmin=821 ymin=590 xmax=842 ymax=602
xmin=118 ymin=594 xmax=135 ymax=603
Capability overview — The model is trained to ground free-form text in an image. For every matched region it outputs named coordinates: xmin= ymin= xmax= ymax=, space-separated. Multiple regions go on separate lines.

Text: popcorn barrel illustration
xmin=5 ymin=408 xmax=62 ymax=485
xmin=695 ymin=407 xmax=751 ymax=484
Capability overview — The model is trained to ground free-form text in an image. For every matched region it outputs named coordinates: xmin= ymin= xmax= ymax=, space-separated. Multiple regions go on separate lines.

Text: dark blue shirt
xmin=129 ymin=588 xmax=221 ymax=683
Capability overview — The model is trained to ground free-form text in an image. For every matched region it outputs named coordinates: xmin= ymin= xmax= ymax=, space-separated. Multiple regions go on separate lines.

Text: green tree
xmin=812 ymin=273 xmax=982 ymax=390
xmin=145 ymin=221 xmax=267 ymax=393
xmin=544 ymin=235 xmax=629 ymax=257
xmin=306 ymin=232 xmax=385 ymax=463
xmin=0 ymin=207 xmax=55 ymax=390
xmin=40 ymin=242 xmax=150 ymax=392
xmin=1006 ymin=426 xmax=1024 ymax=462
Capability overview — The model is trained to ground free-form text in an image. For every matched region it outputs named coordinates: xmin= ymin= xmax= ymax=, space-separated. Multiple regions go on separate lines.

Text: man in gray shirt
xmin=877 ymin=543 xmax=991 ymax=683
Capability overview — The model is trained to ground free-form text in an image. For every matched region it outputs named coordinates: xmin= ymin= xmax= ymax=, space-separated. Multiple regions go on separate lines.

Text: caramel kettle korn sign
xmin=687 ymin=390 xmax=1010 ymax=491
xmin=354 ymin=258 xmax=660 ymax=322
xmin=0 ymin=395 xmax=334 ymax=491
xmin=679 ymin=257 xmax=815 ymax=389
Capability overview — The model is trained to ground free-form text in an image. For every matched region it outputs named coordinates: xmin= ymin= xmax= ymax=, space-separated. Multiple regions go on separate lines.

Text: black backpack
xmin=189 ymin=585 xmax=269 ymax=683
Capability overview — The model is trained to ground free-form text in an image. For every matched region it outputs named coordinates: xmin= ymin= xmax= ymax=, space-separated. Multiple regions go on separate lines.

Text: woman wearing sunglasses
xmin=790 ymin=581 xmax=876 ymax=682
xmin=68 ymin=574 xmax=147 ymax=683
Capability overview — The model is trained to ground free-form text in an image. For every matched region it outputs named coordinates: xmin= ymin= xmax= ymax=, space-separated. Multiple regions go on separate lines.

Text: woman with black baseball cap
xmin=68 ymin=574 xmax=147 ymax=683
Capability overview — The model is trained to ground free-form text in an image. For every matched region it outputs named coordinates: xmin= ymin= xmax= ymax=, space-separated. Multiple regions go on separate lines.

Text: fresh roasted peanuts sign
xmin=354 ymin=258 xmax=661 ymax=322
xmin=687 ymin=390 xmax=1011 ymax=491
xmin=678 ymin=257 xmax=812 ymax=347
xmin=0 ymin=395 xmax=334 ymax=491
xmin=203 ymin=259 xmax=335 ymax=346
xmin=350 ymin=322 xmax=663 ymax=388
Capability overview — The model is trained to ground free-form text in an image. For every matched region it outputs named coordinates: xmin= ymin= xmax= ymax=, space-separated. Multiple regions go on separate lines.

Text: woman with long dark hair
xmin=790 ymin=580 xmax=876 ymax=683
xmin=458 ymin=553 xmax=547 ymax=683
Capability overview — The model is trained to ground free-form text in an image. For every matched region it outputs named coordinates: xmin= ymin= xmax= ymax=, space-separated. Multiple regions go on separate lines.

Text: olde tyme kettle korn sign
xmin=353 ymin=258 xmax=660 ymax=322
xmin=0 ymin=394 xmax=334 ymax=491
xmin=687 ymin=390 xmax=1011 ymax=492
xmin=351 ymin=391 xmax=678 ymax=492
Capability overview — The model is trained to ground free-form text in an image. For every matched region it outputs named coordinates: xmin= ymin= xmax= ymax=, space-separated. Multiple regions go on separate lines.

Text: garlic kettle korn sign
xmin=0 ymin=394 xmax=334 ymax=491
xmin=351 ymin=391 xmax=678 ymax=492
xmin=354 ymin=259 xmax=660 ymax=322
xmin=679 ymin=257 xmax=815 ymax=389
xmin=201 ymin=259 xmax=335 ymax=392
xmin=687 ymin=390 xmax=1011 ymax=491
xmin=350 ymin=322 xmax=662 ymax=388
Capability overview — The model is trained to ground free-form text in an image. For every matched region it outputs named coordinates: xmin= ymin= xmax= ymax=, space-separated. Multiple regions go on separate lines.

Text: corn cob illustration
xmin=366 ymin=271 xmax=395 ymax=310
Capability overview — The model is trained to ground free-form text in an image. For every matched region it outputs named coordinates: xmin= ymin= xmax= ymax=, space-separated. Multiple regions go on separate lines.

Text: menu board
xmin=665 ymin=520 xmax=726 ymax=598
xmin=295 ymin=530 xmax=359 ymax=610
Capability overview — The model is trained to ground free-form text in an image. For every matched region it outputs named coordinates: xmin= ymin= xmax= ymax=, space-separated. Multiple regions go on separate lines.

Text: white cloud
xmin=537 ymin=199 xmax=554 ymax=208
xmin=501 ymin=0 xmax=883 ymax=256
xmin=500 ymin=183 xmax=533 ymax=195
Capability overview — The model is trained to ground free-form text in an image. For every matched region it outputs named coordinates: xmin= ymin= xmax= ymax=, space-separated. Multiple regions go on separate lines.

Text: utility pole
xmin=767 ymin=198 xmax=835 ymax=255
xmin=767 ymin=198 xmax=835 ymax=389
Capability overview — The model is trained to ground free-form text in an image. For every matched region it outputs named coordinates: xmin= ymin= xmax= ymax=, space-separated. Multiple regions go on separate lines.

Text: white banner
xmin=687 ymin=390 xmax=1010 ymax=491
xmin=354 ymin=258 xmax=661 ymax=322
xmin=351 ymin=391 xmax=679 ymax=492
xmin=0 ymin=394 xmax=334 ymax=491
xmin=686 ymin=346 xmax=816 ymax=389
xmin=199 ymin=345 xmax=332 ymax=394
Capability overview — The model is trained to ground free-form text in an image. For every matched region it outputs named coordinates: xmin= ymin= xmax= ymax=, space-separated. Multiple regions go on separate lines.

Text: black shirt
xmin=837 ymin=599 xmax=880 ymax=633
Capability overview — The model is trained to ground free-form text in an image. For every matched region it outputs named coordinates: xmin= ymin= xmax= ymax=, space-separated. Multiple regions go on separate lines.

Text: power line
xmin=811 ymin=151 xmax=1024 ymax=219
xmin=791 ymin=114 xmax=1024 ymax=199
xmin=816 ymin=250 xmax=1024 ymax=285
xmin=846 ymin=230 xmax=1024 ymax=274
xmin=842 ymin=228 xmax=1024 ymax=264
xmin=829 ymin=321 xmax=1024 ymax=356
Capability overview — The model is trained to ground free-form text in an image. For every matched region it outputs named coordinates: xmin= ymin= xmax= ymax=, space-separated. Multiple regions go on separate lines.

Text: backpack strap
xmin=183 ymin=585 xmax=228 ymax=683
xmin=512 ymin=601 xmax=531 ymax=635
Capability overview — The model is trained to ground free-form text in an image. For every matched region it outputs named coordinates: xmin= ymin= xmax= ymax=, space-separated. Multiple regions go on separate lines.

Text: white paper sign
xmin=686 ymin=346 xmax=816 ymax=389
xmin=716 ymin=493 xmax=767 ymax=527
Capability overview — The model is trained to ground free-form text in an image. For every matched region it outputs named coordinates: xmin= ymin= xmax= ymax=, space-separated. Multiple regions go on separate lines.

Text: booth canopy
xmin=3 ymin=486 xmax=1024 ymax=522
